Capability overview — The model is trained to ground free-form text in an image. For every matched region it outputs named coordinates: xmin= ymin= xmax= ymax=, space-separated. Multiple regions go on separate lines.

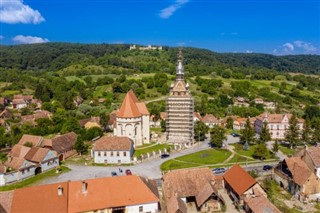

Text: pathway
xmin=266 ymin=141 xmax=287 ymax=160
xmin=223 ymin=145 xmax=253 ymax=163
xmin=144 ymin=96 xmax=166 ymax=104
xmin=218 ymin=189 xmax=239 ymax=213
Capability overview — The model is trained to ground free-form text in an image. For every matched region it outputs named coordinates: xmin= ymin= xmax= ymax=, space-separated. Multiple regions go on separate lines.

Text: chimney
xmin=57 ymin=186 xmax=63 ymax=196
xmin=82 ymin=180 xmax=87 ymax=193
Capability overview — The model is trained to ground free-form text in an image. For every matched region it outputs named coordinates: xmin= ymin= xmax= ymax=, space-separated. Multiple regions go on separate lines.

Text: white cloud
xmin=293 ymin=40 xmax=317 ymax=53
xmin=12 ymin=35 xmax=49 ymax=44
xmin=0 ymin=0 xmax=45 ymax=24
xmin=0 ymin=35 xmax=4 ymax=40
xmin=220 ymin=32 xmax=238 ymax=36
xmin=159 ymin=0 xmax=189 ymax=19
xmin=275 ymin=41 xmax=318 ymax=55
xmin=282 ymin=42 xmax=294 ymax=52
xmin=246 ymin=50 xmax=253 ymax=53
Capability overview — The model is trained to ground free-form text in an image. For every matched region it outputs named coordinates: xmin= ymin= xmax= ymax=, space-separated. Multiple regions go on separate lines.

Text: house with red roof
xmin=0 ymin=175 xmax=160 ymax=213
xmin=254 ymin=112 xmax=304 ymax=140
xmin=223 ymin=164 xmax=266 ymax=205
xmin=114 ymin=90 xmax=150 ymax=146
xmin=274 ymin=156 xmax=320 ymax=201
xmin=1 ymin=144 xmax=58 ymax=186
xmin=201 ymin=114 xmax=221 ymax=128
xmin=92 ymin=136 xmax=134 ymax=164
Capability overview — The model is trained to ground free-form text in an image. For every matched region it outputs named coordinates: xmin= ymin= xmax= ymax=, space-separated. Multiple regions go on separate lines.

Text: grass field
xmin=0 ymin=166 xmax=70 ymax=191
xmin=134 ymin=143 xmax=174 ymax=157
xmin=279 ymin=144 xmax=296 ymax=156
xmin=160 ymin=149 xmax=232 ymax=171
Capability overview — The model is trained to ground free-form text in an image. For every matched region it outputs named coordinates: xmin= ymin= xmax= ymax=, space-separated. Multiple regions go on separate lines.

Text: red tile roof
xmin=49 ymin=132 xmax=77 ymax=153
xmin=18 ymin=134 xmax=43 ymax=147
xmin=24 ymin=147 xmax=51 ymax=163
xmin=117 ymin=90 xmax=149 ymax=118
xmin=11 ymin=182 xmax=69 ymax=213
xmin=68 ymin=176 xmax=159 ymax=213
xmin=0 ymin=191 xmax=14 ymax=213
xmin=284 ymin=157 xmax=313 ymax=186
xmin=244 ymin=195 xmax=281 ymax=213
xmin=223 ymin=164 xmax=257 ymax=196
xmin=3 ymin=175 xmax=160 ymax=213
xmin=9 ymin=145 xmax=31 ymax=158
xmin=201 ymin=114 xmax=220 ymax=123
xmin=93 ymin=136 xmax=133 ymax=151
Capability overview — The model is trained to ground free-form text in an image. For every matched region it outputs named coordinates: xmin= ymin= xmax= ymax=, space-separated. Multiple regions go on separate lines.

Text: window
xmin=111 ymin=152 xmax=113 ymax=157
xmin=123 ymin=152 xmax=126 ymax=157
xmin=98 ymin=152 xmax=101 ymax=157
xmin=117 ymin=152 xmax=120 ymax=157
xmin=104 ymin=152 xmax=107 ymax=156
xmin=277 ymin=125 xmax=279 ymax=130
xmin=139 ymin=206 xmax=143 ymax=212
xmin=21 ymin=169 xmax=25 ymax=174
xmin=271 ymin=125 xmax=273 ymax=130
xmin=100 ymin=210 xmax=105 ymax=213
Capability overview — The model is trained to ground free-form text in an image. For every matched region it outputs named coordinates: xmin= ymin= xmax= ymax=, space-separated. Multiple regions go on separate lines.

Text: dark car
xmin=111 ymin=171 xmax=117 ymax=176
xmin=125 ymin=169 xmax=132 ymax=175
xmin=263 ymin=165 xmax=273 ymax=171
xmin=161 ymin=153 xmax=170 ymax=159
xmin=212 ymin=168 xmax=226 ymax=174
xmin=231 ymin=132 xmax=240 ymax=137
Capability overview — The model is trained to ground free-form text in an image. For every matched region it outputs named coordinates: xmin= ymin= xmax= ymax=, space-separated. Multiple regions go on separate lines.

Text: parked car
xmin=212 ymin=168 xmax=226 ymax=174
xmin=263 ymin=165 xmax=273 ymax=171
xmin=231 ymin=132 xmax=240 ymax=137
xmin=111 ymin=171 xmax=118 ymax=176
xmin=125 ymin=169 xmax=132 ymax=175
xmin=161 ymin=153 xmax=170 ymax=159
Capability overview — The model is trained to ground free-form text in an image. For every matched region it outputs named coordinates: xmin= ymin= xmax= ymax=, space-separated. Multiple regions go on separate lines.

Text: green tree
xmin=302 ymin=118 xmax=311 ymax=144
xmin=253 ymin=143 xmax=269 ymax=160
xmin=74 ymin=135 xmax=88 ymax=155
xmin=273 ymin=139 xmax=279 ymax=153
xmin=311 ymin=118 xmax=320 ymax=143
xmin=285 ymin=114 xmax=300 ymax=148
xmin=226 ymin=117 xmax=234 ymax=129
xmin=194 ymin=121 xmax=209 ymax=141
xmin=210 ymin=125 xmax=227 ymax=148
xmin=61 ymin=117 xmax=81 ymax=134
xmin=161 ymin=120 xmax=166 ymax=132
xmin=100 ymin=113 xmax=110 ymax=131
xmin=84 ymin=127 xmax=103 ymax=141
xmin=240 ymin=118 xmax=255 ymax=145
xmin=258 ymin=122 xmax=271 ymax=144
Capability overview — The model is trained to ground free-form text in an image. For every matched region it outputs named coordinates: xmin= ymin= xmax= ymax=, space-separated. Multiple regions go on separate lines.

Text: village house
xmin=194 ymin=112 xmax=202 ymax=123
xmin=18 ymin=133 xmax=77 ymax=161
xmin=73 ymin=96 xmax=84 ymax=107
xmin=296 ymin=146 xmax=320 ymax=178
xmin=234 ymin=97 xmax=250 ymax=107
xmin=254 ymin=112 xmax=304 ymax=140
xmin=78 ymin=116 xmax=101 ymax=129
xmin=0 ymin=144 xmax=59 ymax=186
xmin=0 ymin=97 xmax=10 ymax=106
xmin=233 ymin=117 xmax=256 ymax=130
xmin=201 ymin=114 xmax=221 ymax=128
xmin=12 ymin=99 xmax=27 ymax=109
xmin=107 ymin=110 xmax=118 ymax=130
xmin=273 ymin=157 xmax=320 ymax=201
xmin=0 ymin=175 xmax=160 ymax=213
xmin=150 ymin=114 xmax=161 ymax=128
xmin=244 ymin=192 xmax=281 ymax=213
xmin=162 ymin=168 xmax=224 ymax=213
xmin=0 ymin=108 xmax=12 ymax=120
xmin=92 ymin=136 xmax=134 ymax=164
xmin=223 ymin=164 xmax=267 ymax=205
xmin=114 ymin=90 xmax=150 ymax=146
xmin=20 ymin=110 xmax=52 ymax=126
xmin=11 ymin=95 xmax=39 ymax=109
xmin=42 ymin=132 xmax=78 ymax=161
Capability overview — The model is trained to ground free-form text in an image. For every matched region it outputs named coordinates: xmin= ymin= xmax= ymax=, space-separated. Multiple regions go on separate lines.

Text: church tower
xmin=166 ymin=49 xmax=194 ymax=146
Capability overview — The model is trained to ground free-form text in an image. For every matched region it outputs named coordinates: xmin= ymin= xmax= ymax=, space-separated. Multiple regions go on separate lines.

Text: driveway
xmin=37 ymin=141 xmax=211 ymax=185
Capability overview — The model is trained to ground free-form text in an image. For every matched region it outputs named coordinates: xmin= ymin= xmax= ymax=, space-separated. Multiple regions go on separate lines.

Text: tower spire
xmin=176 ymin=48 xmax=184 ymax=81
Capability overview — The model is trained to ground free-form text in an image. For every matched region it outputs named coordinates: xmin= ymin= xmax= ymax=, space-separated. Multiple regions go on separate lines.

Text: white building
xmin=92 ymin=136 xmax=134 ymax=164
xmin=114 ymin=90 xmax=150 ymax=146
xmin=254 ymin=112 xmax=304 ymax=140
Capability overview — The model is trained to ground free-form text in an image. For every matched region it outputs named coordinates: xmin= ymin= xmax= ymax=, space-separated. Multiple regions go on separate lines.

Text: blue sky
xmin=0 ymin=0 xmax=319 ymax=54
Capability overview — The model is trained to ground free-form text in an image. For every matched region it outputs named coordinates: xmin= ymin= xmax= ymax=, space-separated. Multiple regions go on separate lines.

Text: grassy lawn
xmin=279 ymin=144 xmax=296 ymax=156
xmin=0 ymin=166 xmax=70 ymax=191
xmin=134 ymin=143 xmax=174 ymax=157
xmin=135 ymin=142 xmax=157 ymax=149
xmin=229 ymin=154 xmax=249 ymax=163
xmin=150 ymin=128 xmax=162 ymax=133
xmin=263 ymin=179 xmax=303 ymax=213
xmin=160 ymin=149 xmax=232 ymax=171
xmin=65 ymin=76 xmax=86 ymax=84
xmin=1 ymin=90 xmax=20 ymax=97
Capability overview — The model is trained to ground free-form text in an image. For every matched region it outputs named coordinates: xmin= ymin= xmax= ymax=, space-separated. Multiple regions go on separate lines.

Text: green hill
xmin=0 ymin=43 xmax=319 ymax=74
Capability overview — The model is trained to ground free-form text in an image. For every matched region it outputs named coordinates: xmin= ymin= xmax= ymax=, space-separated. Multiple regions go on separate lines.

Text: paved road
xmin=36 ymin=135 xmax=270 ymax=186
xmin=37 ymin=141 xmax=211 ymax=185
